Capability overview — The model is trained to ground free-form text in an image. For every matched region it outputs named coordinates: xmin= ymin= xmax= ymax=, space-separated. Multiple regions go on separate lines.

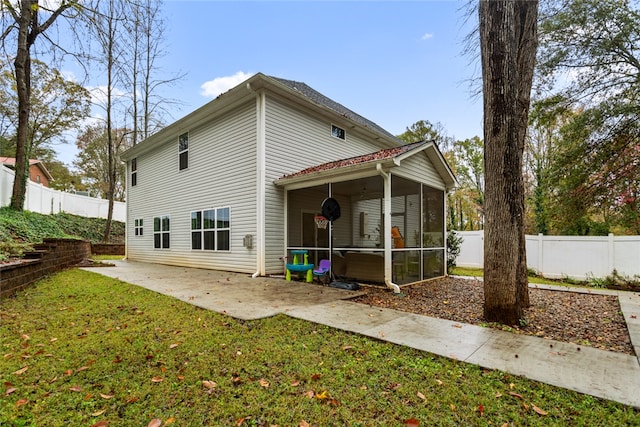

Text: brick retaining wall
xmin=91 ymin=243 xmax=125 ymax=255
xmin=0 ymin=238 xmax=91 ymax=299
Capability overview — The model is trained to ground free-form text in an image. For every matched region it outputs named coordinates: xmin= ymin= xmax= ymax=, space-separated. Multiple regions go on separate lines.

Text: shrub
xmin=446 ymin=230 xmax=463 ymax=274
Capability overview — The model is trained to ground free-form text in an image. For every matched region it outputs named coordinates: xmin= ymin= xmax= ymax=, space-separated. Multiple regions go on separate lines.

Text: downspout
xmin=248 ymin=82 xmax=266 ymax=278
xmin=376 ymin=163 xmax=401 ymax=293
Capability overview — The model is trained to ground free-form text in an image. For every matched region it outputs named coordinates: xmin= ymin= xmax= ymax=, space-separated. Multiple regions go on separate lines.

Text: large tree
xmin=74 ymin=124 xmax=129 ymax=202
xmin=479 ymin=0 xmax=538 ymax=324
xmin=1 ymin=0 xmax=78 ymax=210
xmin=0 ymin=59 xmax=90 ymax=162
xmin=536 ymin=0 xmax=640 ymax=235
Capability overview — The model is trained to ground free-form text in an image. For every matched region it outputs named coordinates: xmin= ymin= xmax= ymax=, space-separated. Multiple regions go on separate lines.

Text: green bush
xmin=446 ymin=230 xmax=463 ymax=274
xmin=0 ymin=207 xmax=124 ymax=246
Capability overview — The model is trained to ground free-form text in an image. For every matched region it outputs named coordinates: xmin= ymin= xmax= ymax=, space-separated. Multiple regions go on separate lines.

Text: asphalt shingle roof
xmin=269 ymin=76 xmax=401 ymax=142
xmin=279 ymin=141 xmax=428 ymax=179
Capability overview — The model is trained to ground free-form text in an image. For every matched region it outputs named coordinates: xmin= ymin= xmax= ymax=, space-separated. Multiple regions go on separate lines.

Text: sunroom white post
xmin=377 ymin=164 xmax=400 ymax=293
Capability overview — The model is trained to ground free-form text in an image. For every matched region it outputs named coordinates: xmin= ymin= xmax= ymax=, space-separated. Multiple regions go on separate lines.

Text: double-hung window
xmin=134 ymin=218 xmax=143 ymax=236
xmin=191 ymin=207 xmax=230 ymax=251
xmin=131 ymin=158 xmax=137 ymax=186
xmin=179 ymin=133 xmax=189 ymax=170
xmin=153 ymin=215 xmax=170 ymax=248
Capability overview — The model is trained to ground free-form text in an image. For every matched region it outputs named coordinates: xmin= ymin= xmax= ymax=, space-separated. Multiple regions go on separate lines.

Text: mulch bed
xmin=352 ymin=277 xmax=635 ymax=355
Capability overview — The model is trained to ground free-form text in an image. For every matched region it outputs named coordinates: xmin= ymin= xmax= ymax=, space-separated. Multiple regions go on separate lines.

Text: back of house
xmin=121 ymin=73 xmax=455 ymax=284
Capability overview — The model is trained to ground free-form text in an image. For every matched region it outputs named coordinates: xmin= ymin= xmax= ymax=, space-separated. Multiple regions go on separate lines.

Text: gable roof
xmin=275 ymin=141 xmax=457 ymax=191
xmin=270 ymin=77 xmax=399 ymax=142
xmin=122 ymin=73 xmax=402 ymax=161
xmin=1 ymin=157 xmax=53 ymax=181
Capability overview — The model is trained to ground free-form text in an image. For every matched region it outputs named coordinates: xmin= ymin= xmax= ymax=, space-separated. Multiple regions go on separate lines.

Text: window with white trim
xmin=153 ymin=215 xmax=170 ymax=248
xmin=134 ymin=218 xmax=143 ymax=236
xmin=331 ymin=124 xmax=345 ymax=140
xmin=191 ymin=207 xmax=230 ymax=251
xmin=131 ymin=158 xmax=137 ymax=186
xmin=179 ymin=133 xmax=188 ymax=170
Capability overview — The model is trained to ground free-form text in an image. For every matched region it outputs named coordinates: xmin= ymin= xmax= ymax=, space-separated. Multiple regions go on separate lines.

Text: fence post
xmin=537 ymin=233 xmax=543 ymax=276
xmin=608 ymin=233 xmax=615 ymax=275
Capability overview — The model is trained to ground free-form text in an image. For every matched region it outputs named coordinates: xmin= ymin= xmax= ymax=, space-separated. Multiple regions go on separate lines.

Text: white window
xmin=153 ymin=215 xmax=170 ymax=248
xmin=191 ymin=207 xmax=230 ymax=251
xmin=331 ymin=124 xmax=345 ymax=140
xmin=131 ymin=158 xmax=137 ymax=186
xmin=134 ymin=218 xmax=143 ymax=236
xmin=179 ymin=133 xmax=188 ymax=170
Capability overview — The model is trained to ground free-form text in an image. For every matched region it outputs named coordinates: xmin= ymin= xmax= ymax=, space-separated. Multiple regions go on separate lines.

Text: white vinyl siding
xmin=126 ymin=102 xmax=258 ymax=273
xmin=394 ymin=152 xmax=446 ymax=190
xmin=262 ymin=95 xmax=391 ymax=273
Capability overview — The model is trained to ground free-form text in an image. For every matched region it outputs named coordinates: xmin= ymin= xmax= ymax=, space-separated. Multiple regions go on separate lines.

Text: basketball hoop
xmin=314 ymin=215 xmax=329 ymax=229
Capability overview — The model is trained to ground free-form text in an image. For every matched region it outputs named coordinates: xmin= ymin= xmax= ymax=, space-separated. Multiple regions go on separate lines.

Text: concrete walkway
xmin=82 ymin=260 xmax=640 ymax=409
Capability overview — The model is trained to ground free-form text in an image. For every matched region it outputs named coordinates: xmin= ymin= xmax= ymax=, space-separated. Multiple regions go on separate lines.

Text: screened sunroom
xmin=275 ymin=141 xmax=456 ymax=290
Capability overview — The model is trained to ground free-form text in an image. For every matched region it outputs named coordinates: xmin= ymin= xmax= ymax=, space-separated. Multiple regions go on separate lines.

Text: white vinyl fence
xmin=455 ymin=230 xmax=640 ymax=280
xmin=1 ymin=165 xmax=125 ymax=222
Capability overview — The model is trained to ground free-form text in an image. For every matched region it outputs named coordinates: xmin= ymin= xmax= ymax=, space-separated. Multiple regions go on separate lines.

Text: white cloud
xmin=422 ymin=33 xmax=434 ymax=40
xmin=86 ymin=85 xmax=127 ymax=107
xmin=200 ymin=71 xmax=255 ymax=98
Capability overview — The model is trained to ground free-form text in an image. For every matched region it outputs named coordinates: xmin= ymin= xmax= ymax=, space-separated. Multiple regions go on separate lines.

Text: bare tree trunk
xmin=10 ymin=0 xmax=36 ymax=211
xmin=480 ymin=0 xmax=538 ymax=324
xmin=514 ymin=0 xmax=538 ymax=308
xmin=102 ymin=0 xmax=116 ymax=243
xmin=7 ymin=0 xmax=75 ymax=210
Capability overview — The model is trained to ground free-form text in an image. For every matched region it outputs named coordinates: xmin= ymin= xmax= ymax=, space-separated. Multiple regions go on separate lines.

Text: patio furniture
xmin=313 ymin=259 xmax=331 ymax=284
xmin=286 ymin=250 xmax=314 ymax=283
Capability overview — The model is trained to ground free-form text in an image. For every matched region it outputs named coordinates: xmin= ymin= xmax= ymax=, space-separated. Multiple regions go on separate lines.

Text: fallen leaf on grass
xmin=77 ymin=366 xmax=89 ymax=372
xmin=165 ymin=416 xmax=176 ymax=424
xmin=126 ymin=397 xmax=139 ymax=404
xmin=202 ymin=380 xmax=217 ymax=389
xmin=15 ymin=399 xmax=28 ymax=407
xmin=478 ymin=404 xmax=485 ymax=416
xmin=169 ymin=343 xmax=180 ymax=349
xmin=91 ymin=409 xmax=107 ymax=416
xmin=310 ymin=373 xmax=321 ymax=381
xmin=151 ymin=376 xmax=163 ymax=383
xmin=417 ymin=391 xmax=426 ymax=401
xmin=450 ymin=404 xmax=456 ymax=411
xmin=290 ymin=380 xmax=300 ymax=387
xmin=303 ymin=390 xmax=314 ymax=398
xmin=404 ymin=418 xmax=420 ymax=427
xmin=315 ymin=390 xmax=329 ymax=400
xmin=148 ymin=419 xmax=162 ymax=427
xmin=5 ymin=387 xmax=17 ymax=396
xmin=100 ymin=393 xmax=114 ymax=399
xmin=259 ymin=378 xmax=270 ymax=388
xmin=532 ymin=404 xmax=548 ymax=416
xmin=13 ymin=366 xmax=28 ymax=375
xmin=70 ymin=385 xmax=83 ymax=392
xmin=299 ymin=420 xmax=310 ymax=427
xmin=91 ymin=421 xmax=108 ymax=427
xmin=435 ymin=379 xmax=443 ymax=386
xmin=509 ymin=392 xmax=524 ymax=400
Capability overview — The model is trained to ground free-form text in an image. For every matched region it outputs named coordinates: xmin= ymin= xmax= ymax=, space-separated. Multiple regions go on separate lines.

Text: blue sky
xmin=60 ymin=0 xmax=482 ymax=164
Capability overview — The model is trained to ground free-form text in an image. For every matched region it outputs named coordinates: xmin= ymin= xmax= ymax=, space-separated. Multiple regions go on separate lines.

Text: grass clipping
xmin=1 ymin=270 xmax=638 ymax=426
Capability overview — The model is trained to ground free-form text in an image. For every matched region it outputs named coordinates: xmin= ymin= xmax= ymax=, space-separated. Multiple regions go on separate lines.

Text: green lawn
xmin=1 ymin=270 xmax=638 ymax=426
xmin=451 ymin=267 xmax=580 ymax=286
